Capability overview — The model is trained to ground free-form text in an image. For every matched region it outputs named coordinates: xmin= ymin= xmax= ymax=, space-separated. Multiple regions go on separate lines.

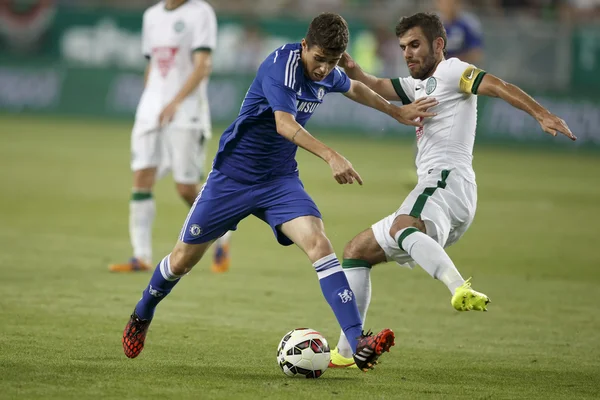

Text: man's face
xmin=301 ymin=39 xmax=343 ymax=81
xmin=399 ymin=27 xmax=438 ymax=80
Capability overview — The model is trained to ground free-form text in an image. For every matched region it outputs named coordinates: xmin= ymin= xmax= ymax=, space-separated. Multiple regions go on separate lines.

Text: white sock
xmin=215 ymin=230 xmax=232 ymax=247
xmin=129 ymin=192 xmax=155 ymax=265
xmin=395 ymin=228 xmax=464 ymax=294
xmin=336 ymin=264 xmax=371 ymax=359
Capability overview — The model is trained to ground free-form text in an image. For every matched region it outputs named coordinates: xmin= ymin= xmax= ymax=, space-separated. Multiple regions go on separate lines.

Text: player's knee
xmin=133 ymin=168 xmax=156 ymax=189
xmin=169 ymin=244 xmax=201 ymax=275
xmin=343 ymin=238 xmax=364 ymax=260
xmin=305 ymin=232 xmax=334 ymax=261
xmin=389 ymin=214 xmax=425 ymax=238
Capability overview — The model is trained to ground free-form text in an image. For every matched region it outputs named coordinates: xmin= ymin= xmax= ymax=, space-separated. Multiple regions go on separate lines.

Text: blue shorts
xmin=179 ymin=169 xmax=322 ymax=246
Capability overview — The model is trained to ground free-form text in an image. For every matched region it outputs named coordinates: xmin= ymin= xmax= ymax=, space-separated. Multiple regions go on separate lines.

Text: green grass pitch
xmin=0 ymin=115 xmax=599 ymax=399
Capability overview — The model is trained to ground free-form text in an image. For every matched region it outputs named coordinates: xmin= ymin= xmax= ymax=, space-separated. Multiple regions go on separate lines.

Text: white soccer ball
xmin=276 ymin=328 xmax=331 ymax=378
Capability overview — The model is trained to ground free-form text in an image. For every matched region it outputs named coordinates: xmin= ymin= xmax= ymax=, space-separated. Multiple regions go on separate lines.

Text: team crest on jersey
xmin=317 ymin=87 xmax=325 ymax=100
xmin=153 ymin=47 xmax=179 ymax=77
xmin=174 ymin=20 xmax=185 ymax=33
xmin=426 ymin=77 xmax=437 ymax=95
xmin=189 ymin=224 xmax=202 ymax=237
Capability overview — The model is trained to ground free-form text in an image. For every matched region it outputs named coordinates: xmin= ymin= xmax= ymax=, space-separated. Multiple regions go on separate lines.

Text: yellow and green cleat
xmin=451 ymin=278 xmax=490 ymax=311
xmin=328 ymin=347 xmax=359 ymax=369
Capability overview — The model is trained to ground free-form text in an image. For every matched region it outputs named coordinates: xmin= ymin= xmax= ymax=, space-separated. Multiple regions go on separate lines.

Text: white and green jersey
xmin=391 ymin=58 xmax=486 ymax=183
xmin=136 ymin=0 xmax=217 ymax=132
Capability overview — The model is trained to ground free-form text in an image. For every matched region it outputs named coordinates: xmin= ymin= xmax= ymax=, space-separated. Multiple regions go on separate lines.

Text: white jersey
xmin=391 ymin=58 xmax=486 ymax=183
xmin=136 ymin=0 xmax=217 ymax=131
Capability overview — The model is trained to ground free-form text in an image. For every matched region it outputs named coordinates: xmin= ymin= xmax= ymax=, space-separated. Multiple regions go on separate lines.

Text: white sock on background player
xmin=129 ymin=190 xmax=155 ymax=265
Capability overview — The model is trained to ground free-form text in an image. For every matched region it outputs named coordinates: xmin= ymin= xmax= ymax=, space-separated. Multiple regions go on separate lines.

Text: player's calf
xmin=343 ymin=227 xmax=387 ymax=266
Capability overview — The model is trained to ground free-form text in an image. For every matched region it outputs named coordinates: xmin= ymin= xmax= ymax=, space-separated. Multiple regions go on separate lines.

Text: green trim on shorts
xmin=409 ymin=170 xmax=450 ymax=218
xmin=397 ymin=227 xmax=420 ymax=251
xmin=131 ymin=191 xmax=153 ymax=201
xmin=342 ymin=259 xmax=372 ymax=269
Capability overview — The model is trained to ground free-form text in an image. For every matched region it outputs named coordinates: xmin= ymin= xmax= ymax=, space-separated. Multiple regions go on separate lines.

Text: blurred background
xmin=1 ymin=0 xmax=599 ymax=145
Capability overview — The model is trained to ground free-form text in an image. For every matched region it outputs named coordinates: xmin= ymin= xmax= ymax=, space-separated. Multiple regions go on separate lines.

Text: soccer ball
xmin=276 ymin=328 xmax=331 ymax=378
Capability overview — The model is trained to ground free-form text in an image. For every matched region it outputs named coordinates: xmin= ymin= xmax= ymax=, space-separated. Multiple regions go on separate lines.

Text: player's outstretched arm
xmin=274 ymin=111 xmax=363 ymax=185
xmin=344 ymin=80 xmax=437 ymax=127
xmin=477 ymin=74 xmax=577 ymax=141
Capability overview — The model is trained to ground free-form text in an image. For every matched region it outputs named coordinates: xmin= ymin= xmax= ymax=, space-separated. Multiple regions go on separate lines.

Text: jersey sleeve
xmin=141 ymin=10 xmax=151 ymax=59
xmin=331 ymin=67 xmax=351 ymax=93
xmin=443 ymin=58 xmax=486 ymax=95
xmin=261 ymin=49 xmax=299 ymax=116
xmin=390 ymin=77 xmax=415 ymax=104
xmin=192 ymin=4 xmax=217 ymax=52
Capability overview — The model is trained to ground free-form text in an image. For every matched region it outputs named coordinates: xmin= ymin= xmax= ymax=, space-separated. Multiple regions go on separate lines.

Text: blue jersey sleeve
xmin=261 ymin=48 xmax=300 ymax=116
xmin=331 ymin=67 xmax=351 ymax=93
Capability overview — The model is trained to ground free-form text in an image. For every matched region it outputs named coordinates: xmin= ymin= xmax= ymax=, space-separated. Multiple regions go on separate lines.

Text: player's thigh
xmin=168 ymin=126 xmax=205 ymax=185
xmin=278 ymin=216 xmax=334 ymax=262
xmin=397 ymin=169 xmax=474 ymax=247
xmin=131 ymin=123 xmax=163 ymax=174
xmin=179 ymin=170 xmax=253 ymax=245
xmin=253 ymin=177 xmax=323 ymax=247
xmin=443 ymin=177 xmax=478 ymax=248
xmin=343 ymin=228 xmax=387 ymax=266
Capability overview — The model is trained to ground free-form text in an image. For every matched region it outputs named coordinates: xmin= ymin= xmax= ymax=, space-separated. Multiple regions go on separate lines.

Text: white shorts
xmin=372 ymin=169 xmax=477 ymax=267
xmin=130 ymin=122 xmax=207 ymax=184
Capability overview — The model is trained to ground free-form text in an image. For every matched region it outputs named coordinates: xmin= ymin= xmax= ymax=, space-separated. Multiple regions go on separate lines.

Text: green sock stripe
xmin=397 ymin=227 xmax=420 ymax=251
xmin=342 ymin=258 xmax=372 ymax=269
xmin=131 ymin=191 xmax=153 ymax=201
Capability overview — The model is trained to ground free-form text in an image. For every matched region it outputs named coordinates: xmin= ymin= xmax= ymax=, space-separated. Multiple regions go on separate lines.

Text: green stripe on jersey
xmin=390 ymin=78 xmax=412 ymax=105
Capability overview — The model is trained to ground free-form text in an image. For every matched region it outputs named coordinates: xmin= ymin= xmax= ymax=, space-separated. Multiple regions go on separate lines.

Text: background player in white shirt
xmin=329 ymin=12 xmax=576 ymax=368
xmin=110 ymin=0 xmax=232 ymax=274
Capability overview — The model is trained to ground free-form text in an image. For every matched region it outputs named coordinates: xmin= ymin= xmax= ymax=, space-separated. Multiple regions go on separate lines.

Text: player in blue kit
xmin=122 ymin=12 xmax=437 ymax=371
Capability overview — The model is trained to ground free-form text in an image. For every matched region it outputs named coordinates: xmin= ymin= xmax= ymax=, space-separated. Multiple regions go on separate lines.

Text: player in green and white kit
xmin=329 ymin=12 xmax=576 ymax=368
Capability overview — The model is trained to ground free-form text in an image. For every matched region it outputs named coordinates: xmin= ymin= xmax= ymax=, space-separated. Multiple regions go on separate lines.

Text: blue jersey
xmin=213 ymin=42 xmax=351 ymax=184
xmin=444 ymin=13 xmax=483 ymax=59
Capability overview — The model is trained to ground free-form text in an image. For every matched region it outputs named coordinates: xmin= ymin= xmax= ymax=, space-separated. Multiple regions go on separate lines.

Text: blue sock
xmin=314 ymin=254 xmax=363 ymax=354
xmin=134 ymin=254 xmax=181 ymax=320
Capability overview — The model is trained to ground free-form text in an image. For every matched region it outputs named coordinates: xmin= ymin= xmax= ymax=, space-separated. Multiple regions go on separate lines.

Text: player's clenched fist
xmin=327 ymin=152 xmax=363 ymax=185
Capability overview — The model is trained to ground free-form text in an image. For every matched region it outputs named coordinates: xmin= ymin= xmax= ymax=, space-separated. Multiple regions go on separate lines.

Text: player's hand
xmin=327 ymin=152 xmax=363 ymax=185
xmin=391 ymin=97 xmax=438 ymax=127
xmin=537 ymin=112 xmax=577 ymax=141
xmin=159 ymin=101 xmax=180 ymax=127
xmin=338 ymin=52 xmax=356 ymax=70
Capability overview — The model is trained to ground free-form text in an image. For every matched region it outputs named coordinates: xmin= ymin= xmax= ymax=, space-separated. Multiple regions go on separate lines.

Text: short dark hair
xmin=395 ymin=13 xmax=447 ymax=56
xmin=305 ymin=12 xmax=349 ymax=55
